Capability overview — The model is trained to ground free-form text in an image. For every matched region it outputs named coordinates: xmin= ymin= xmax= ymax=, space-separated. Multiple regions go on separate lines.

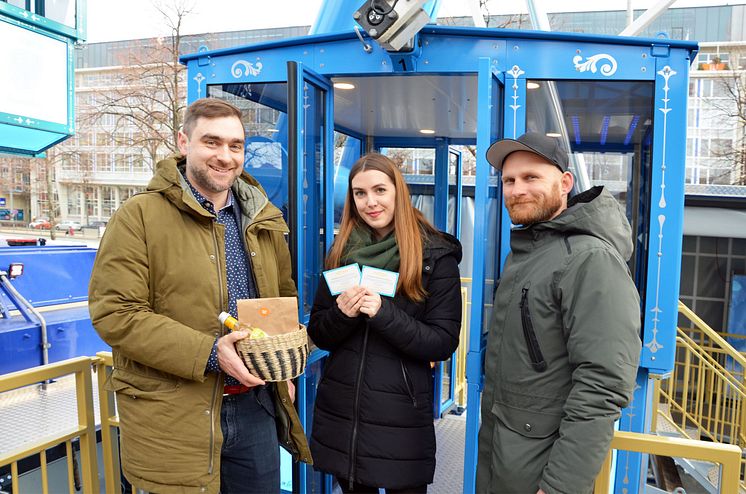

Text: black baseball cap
xmin=486 ymin=132 xmax=569 ymax=172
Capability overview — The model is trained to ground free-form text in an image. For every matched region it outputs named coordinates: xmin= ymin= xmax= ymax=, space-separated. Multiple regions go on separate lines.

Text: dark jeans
xmin=336 ymin=477 xmax=428 ymax=494
xmin=220 ymin=386 xmax=279 ymax=494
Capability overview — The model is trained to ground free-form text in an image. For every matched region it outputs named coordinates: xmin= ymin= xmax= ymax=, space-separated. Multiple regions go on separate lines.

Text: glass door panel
xmin=288 ymin=62 xmax=334 ymax=321
xmin=380 ymin=146 xmax=436 ymax=224
xmin=525 ymin=78 xmax=655 ymax=289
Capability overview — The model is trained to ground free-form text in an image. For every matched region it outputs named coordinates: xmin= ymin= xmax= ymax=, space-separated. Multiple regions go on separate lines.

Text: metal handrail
xmin=651 ymin=301 xmax=746 ymax=490
xmin=593 ymin=431 xmax=743 ymax=494
xmin=678 ymin=300 xmax=746 ymax=368
xmin=0 ymin=357 xmax=100 ymax=494
xmin=3 ymin=354 xmax=744 ymax=493
xmin=95 ymin=351 xmax=121 ymax=494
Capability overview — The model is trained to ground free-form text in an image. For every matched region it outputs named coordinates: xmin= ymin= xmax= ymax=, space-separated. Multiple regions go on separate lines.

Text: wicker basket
xmin=235 ymin=325 xmax=308 ymax=381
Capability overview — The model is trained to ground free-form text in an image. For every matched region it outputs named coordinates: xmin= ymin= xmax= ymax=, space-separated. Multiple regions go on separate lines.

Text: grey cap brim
xmin=486 ymin=139 xmax=558 ymax=171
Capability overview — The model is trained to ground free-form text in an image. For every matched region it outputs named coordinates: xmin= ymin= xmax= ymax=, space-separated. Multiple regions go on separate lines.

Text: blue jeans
xmin=220 ymin=386 xmax=279 ymax=493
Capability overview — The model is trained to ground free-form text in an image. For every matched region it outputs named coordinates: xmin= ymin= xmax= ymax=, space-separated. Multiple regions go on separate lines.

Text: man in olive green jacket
xmin=476 ymin=133 xmax=641 ymax=494
xmin=89 ymin=99 xmax=310 ymax=494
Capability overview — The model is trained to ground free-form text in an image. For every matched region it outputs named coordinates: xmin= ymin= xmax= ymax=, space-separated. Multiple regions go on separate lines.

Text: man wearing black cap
xmin=476 ymin=132 xmax=641 ymax=494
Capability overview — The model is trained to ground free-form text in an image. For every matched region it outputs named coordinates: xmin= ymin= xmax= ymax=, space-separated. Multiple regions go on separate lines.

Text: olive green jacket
xmin=89 ymin=155 xmax=311 ymax=494
xmin=476 ymin=186 xmax=641 ymax=494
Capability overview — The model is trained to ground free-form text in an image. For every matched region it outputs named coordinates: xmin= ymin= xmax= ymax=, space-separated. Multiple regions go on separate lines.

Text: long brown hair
xmin=326 ymin=153 xmax=439 ymax=302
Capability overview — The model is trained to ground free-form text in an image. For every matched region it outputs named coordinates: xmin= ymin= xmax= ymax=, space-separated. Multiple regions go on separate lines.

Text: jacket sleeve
xmin=367 ymin=253 xmax=462 ymax=362
xmin=88 ymin=202 xmax=214 ymax=382
xmin=540 ymin=248 xmax=642 ymax=494
xmin=307 ymin=276 xmax=365 ymax=350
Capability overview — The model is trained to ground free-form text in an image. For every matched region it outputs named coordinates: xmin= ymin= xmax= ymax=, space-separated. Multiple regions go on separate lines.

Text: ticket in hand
xmin=323 ymin=263 xmax=362 ymax=295
xmin=360 ymin=266 xmax=399 ymax=297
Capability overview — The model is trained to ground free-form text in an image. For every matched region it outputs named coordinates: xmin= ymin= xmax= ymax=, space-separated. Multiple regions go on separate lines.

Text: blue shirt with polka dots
xmin=184 ymin=177 xmax=257 ymax=384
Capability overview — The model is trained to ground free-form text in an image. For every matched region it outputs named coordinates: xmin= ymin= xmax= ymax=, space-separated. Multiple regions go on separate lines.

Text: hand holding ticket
xmin=322 ymin=263 xmax=361 ymax=295
xmin=360 ymin=266 xmax=399 ymax=297
xmin=323 ymin=264 xmax=399 ymax=298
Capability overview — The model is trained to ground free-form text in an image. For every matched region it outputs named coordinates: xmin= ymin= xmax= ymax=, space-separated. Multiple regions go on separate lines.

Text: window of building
xmin=67 ymin=186 xmax=81 ymax=216
xmin=102 ymin=187 xmax=116 ymax=216
xmin=85 ymin=187 xmax=97 ymax=217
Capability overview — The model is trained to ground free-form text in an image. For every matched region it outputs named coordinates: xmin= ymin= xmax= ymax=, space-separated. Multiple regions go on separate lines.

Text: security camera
xmin=353 ymin=0 xmax=430 ymax=51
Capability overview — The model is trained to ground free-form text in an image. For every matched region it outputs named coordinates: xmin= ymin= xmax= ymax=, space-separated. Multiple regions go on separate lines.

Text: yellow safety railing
xmin=652 ymin=301 xmax=746 ymax=490
xmin=593 ymin=431 xmax=743 ymax=493
xmin=0 ymin=357 xmax=100 ymax=494
xmin=4 ymin=354 xmax=745 ymax=494
xmin=95 ymin=351 xmax=121 ymax=494
xmin=454 ymin=286 xmax=470 ymax=407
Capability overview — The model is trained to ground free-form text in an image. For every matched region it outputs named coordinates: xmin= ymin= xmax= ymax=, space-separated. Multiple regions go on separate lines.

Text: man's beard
xmin=506 ymin=183 xmax=564 ymax=225
xmin=191 ymin=165 xmax=236 ymax=194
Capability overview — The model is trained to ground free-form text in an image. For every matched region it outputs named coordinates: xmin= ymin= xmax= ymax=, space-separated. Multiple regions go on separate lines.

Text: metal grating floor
xmin=431 ymin=412 xmax=467 ymax=493
xmin=0 ymin=372 xmax=101 ymax=457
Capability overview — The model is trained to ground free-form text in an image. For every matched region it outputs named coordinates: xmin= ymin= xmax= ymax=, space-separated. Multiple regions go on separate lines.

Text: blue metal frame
xmin=613 ymin=49 xmax=692 ymax=494
xmin=434 ymin=138 xmax=449 ymax=231
xmin=288 ymin=61 xmax=335 ymax=494
xmin=463 ymin=58 xmax=502 ymax=494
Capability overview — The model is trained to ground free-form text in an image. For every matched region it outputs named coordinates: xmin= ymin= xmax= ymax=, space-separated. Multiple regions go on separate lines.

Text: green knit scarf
xmin=341 ymin=226 xmax=400 ymax=272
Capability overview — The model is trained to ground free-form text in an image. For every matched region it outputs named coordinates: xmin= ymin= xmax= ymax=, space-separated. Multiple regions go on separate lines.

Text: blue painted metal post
xmin=434 ymin=138 xmax=449 ymax=232
xmin=463 ymin=57 xmax=497 ymax=494
xmin=615 ymin=50 xmax=692 ymax=494
xmin=432 ymin=137 xmax=450 ymax=417
xmin=500 ymin=65 xmax=525 ymax=265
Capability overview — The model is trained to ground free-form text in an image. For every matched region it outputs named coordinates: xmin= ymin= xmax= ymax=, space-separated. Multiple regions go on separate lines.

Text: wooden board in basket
xmin=235 ymin=297 xmax=308 ymax=381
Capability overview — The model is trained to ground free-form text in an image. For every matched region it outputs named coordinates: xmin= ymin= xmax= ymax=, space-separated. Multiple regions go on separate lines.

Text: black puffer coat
xmin=308 ymin=232 xmax=462 ymax=490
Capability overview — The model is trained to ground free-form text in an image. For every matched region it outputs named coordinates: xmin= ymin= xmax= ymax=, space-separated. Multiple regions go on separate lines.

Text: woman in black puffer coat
xmin=308 ymin=153 xmax=462 ymax=493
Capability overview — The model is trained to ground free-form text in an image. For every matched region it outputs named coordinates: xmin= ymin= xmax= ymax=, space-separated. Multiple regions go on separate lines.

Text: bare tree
xmin=88 ymin=0 xmax=195 ymax=172
xmin=706 ymin=71 xmax=746 ymax=186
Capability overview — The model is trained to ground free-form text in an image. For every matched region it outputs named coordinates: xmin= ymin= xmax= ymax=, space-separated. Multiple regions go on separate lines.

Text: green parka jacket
xmin=89 ymin=155 xmax=310 ymax=494
xmin=476 ymin=186 xmax=641 ymax=494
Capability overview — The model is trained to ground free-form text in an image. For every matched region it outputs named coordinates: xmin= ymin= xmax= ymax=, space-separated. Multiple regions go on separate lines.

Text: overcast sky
xmin=85 ymin=0 xmax=746 ymax=43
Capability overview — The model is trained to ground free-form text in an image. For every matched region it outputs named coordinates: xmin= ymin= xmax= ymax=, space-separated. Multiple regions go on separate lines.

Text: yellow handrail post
xmin=455 ymin=286 xmax=469 ymax=407
xmin=75 ymin=360 xmax=99 ymax=494
xmin=592 ymin=450 xmax=613 ymax=494
xmin=96 ymin=352 xmax=121 ymax=494
xmin=652 ymin=379 xmax=661 ymax=432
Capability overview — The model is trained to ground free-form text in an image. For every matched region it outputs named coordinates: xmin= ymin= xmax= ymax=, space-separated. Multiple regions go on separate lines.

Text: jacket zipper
xmin=208 ymin=221 xmax=226 ymax=476
xmin=348 ymin=324 xmax=370 ymax=489
xmin=400 ymin=361 xmax=418 ymax=407
xmin=519 ymin=287 xmax=548 ymax=372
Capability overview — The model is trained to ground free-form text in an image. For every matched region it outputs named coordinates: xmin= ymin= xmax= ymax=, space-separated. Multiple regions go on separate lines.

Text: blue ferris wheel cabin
xmin=179 ymin=3 xmax=697 ymax=493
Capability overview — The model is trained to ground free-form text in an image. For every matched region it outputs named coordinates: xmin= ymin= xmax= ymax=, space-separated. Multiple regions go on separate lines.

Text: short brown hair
xmin=326 ymin=153 xmax=439 ymax=302
xmin=182 ymin=98 xmax=244 ymax=137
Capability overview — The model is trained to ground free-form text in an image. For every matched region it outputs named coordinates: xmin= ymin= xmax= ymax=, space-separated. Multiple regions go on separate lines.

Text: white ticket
xmin=360 ymin=266 xmax=399 ymax=297
xmin=323 ymin=263 xmax=362 ymax=295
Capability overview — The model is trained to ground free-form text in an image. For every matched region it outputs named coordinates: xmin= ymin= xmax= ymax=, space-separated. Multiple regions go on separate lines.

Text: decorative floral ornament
xmin=231 ymin=60 xmax=263 ymax=78
xmin=572 ymin=54 xmax=618 ymax=76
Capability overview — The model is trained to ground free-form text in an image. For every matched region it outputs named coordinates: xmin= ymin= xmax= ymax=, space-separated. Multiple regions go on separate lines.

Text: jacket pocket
xmin=490 ymin=401 xmax=562 ymax=439
xmin=106 ymin=367 xmax=180 ymax=398
xmin=519 ymin=286 xmax=547 ymax=372
xmin=400 ymin=360 xmax=418 ymax=407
